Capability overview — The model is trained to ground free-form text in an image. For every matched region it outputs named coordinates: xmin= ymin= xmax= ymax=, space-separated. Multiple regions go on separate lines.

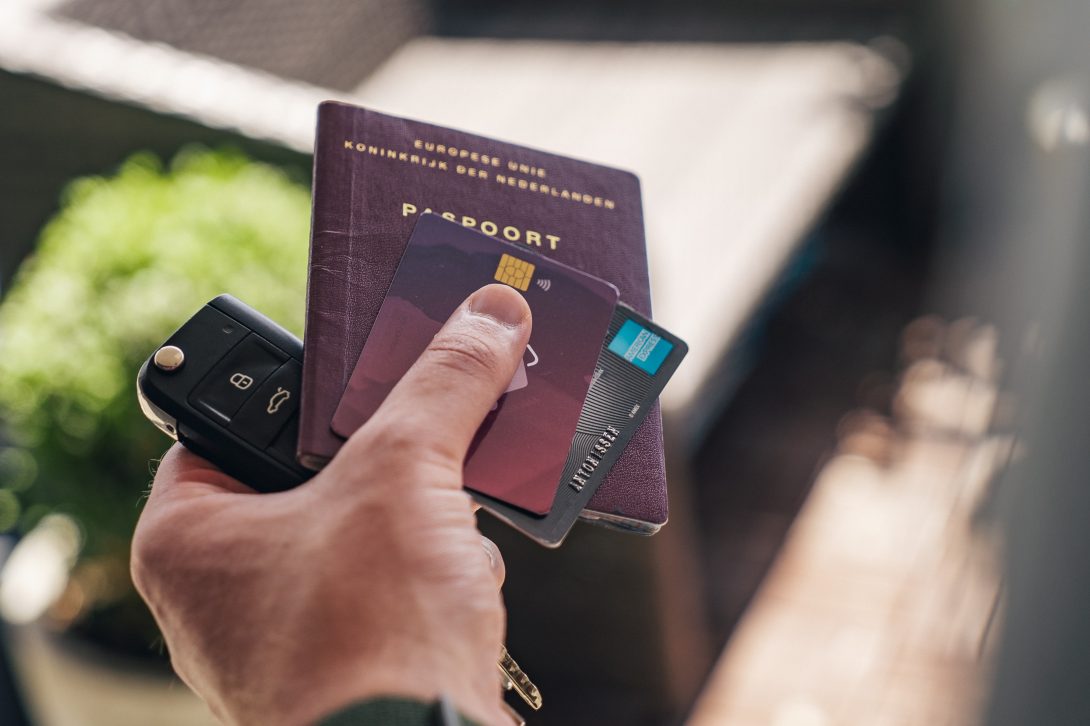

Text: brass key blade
xmin=498 ymin=646 xmax=543 ymax=710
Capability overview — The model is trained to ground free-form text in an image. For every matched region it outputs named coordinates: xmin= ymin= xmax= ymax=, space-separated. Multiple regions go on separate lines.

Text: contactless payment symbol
xmin=494 ymin=253 xmax=535 ymax=291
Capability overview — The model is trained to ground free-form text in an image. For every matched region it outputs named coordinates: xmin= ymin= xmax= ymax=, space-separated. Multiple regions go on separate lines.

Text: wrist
xmin=319 ymin=695 xmax=483 ymax=726
xmin=245 ymin=651 xmax=506 ymax=726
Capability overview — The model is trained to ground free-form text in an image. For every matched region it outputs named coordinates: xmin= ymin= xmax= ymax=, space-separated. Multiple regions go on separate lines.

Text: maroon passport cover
xmin=301 ymin=101 xmax=667 ymax=525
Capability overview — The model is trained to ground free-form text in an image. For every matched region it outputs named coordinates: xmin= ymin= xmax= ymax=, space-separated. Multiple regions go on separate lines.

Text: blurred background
xmin=1 ymin=0 xmax=1088 ymax=724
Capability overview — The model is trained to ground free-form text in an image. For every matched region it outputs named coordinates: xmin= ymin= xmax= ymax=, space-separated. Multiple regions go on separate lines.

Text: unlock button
xmin=230 ymin=360 xmax=302 ymax=449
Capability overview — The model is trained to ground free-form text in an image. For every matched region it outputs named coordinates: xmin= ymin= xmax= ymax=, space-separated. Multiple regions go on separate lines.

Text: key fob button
xmin=267 ymin=413 xmax=301 ymax=469
xmin=230 ymin=360 xmax=302 ymax=449
xmin=189 ymin=334 xmax=286 ymax=423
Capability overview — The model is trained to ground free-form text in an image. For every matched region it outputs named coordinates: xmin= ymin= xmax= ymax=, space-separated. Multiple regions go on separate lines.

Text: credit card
xmin=472 ymin=304 xmax=688 ymax=547
xmin=331 ymin=213 xmax=618 ymax=515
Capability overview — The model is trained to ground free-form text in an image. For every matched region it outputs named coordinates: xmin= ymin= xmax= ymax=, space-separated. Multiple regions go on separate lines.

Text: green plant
xmin=0 ymin=147 xmax=310 ymax=656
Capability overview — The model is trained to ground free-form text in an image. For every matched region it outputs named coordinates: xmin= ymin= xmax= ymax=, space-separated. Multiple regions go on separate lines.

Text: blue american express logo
xmin=607 ymin=319 xmax=673 ymax=375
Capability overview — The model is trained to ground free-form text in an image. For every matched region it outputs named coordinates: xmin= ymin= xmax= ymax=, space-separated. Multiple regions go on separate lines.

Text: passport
xmin=331 ymin=213 xmax=618 ymax=515
xmin=300 ymin=102 xmax=667 ymax=527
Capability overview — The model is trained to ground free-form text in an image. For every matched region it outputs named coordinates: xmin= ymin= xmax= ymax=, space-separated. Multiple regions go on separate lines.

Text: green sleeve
xmin=317 ymin=696 xmax=482 ymax=726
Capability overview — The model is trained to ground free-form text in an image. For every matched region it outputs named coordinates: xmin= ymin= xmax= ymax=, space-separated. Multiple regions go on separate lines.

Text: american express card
xmin=473 ymin=304 xmax=687 ymax=546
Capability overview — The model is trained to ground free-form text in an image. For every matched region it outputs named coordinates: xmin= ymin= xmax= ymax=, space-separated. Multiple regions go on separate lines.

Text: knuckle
xmin=361 ymin=421 xmax=419 ymax=461
xmin=425 ymin=331 xmax=506 ymax=381
xmin=350 ymin=421 xmax=454 ymax=474
xmin=130 ymin=516 xmax=172 ymax=596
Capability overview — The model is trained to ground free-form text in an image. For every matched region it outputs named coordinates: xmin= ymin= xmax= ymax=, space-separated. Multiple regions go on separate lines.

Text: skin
xmin=131 ymin=284 xmax=531 ymax=726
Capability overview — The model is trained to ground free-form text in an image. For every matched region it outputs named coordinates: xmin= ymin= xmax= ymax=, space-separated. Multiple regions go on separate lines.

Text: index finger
xmin=146 ymin=444 xmax=256 ymax=508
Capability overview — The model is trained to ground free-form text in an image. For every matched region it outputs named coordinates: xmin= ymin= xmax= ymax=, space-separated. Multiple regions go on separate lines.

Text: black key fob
xmin=136 ymin=295 xmax=315 ymax=492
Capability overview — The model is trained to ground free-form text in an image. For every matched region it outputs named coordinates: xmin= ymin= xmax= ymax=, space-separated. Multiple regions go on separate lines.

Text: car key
xmin=136 ymin=294 xmax=542 ymax=714
xmin=137 ymin=294 xmax=311 ymax=492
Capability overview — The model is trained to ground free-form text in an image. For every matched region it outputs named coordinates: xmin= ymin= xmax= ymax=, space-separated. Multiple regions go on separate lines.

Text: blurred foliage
xmin=0 ymin=147 xmax=309 ymax=655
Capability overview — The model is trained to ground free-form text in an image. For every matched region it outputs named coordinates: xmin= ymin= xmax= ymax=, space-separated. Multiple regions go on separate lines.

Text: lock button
xmin=230 ymin=360 xmax=302 ymax=449
xmin=189 ymin=334 xmax=286 ymax=424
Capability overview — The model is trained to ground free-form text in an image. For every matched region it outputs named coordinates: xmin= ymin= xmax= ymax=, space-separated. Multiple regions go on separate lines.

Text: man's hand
xmin=131 ymin=284 xmax=531 ymax=726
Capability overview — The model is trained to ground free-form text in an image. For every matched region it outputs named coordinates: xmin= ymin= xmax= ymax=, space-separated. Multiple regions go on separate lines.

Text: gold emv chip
xmin=494 ymin=253 xmax=535 ymax=291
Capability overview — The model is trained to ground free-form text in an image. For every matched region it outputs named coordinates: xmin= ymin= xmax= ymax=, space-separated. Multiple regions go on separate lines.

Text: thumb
xmin=349 ymin=284 xmax=531 ymax=469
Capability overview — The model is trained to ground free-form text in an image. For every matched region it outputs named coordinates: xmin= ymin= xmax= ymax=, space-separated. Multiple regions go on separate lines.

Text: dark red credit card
xmin=331 ymin=213 xmax=618 ymax=514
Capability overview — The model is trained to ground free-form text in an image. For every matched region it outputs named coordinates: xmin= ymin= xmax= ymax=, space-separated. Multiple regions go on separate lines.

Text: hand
xmin=131 ymin=284 xmax=532 ymax=726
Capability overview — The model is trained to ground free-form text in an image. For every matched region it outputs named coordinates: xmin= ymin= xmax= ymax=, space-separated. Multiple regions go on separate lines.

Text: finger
xmin=353 ymin=284 xmax=531 ymax=468
xmin=481 ymin=536 xmax=506 ymax=588
xmin=147 ymin=444 xmax=256 ymax=507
